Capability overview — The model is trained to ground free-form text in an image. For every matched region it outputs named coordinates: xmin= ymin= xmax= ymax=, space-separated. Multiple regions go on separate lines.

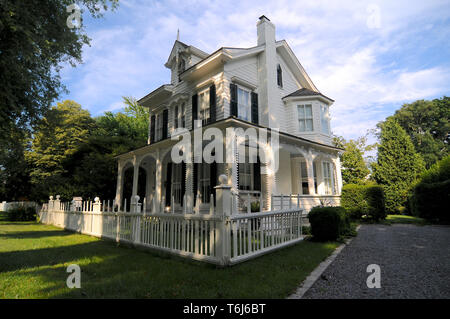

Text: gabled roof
xmin=165 ymin=40 xmax=209 ymax=68
xmin=283 ymin=88 xmax=334 ymax=102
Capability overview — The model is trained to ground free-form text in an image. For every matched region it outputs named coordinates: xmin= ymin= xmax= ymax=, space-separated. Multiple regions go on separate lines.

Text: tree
xmin=0 ymin=0 xmax=117 ymax=142
xmin=0 ymin=126 xmax=33 ymax=200
xmin=389 ymin=96 xmax=449 ymax=168
xmin=372 ymin=118 xmax=425 ymax=213
xmin=26 ymin=100 xmax=96 ymax=199
xmin=333 ymin=135 xmax=374 ymax=184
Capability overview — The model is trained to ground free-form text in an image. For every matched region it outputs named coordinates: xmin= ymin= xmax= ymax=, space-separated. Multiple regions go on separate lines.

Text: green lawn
xmin=386 ymin=214 xmax=426 ymax=225
xmin=0 ymin=213 xmax=339 ymax=299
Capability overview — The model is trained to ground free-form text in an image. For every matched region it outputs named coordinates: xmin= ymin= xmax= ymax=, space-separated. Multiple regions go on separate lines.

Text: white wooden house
xmin=114 ymin=16 xmax=343 ymax=214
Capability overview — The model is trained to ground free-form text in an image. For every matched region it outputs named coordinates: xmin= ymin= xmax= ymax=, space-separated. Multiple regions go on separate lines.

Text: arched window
xmin=277 ymin=64 xmax=283 ymax=87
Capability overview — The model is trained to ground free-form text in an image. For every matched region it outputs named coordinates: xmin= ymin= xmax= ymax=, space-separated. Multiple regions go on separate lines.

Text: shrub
xmin=6 ymin=206 xmax=37 ymax=221
xmin=410 ymin=156 xmax=450 ymax=222
xmin=308 ymin=206 xmax=350 ymax=241
xmin=341 ymin=184 xmax=386 ymax=221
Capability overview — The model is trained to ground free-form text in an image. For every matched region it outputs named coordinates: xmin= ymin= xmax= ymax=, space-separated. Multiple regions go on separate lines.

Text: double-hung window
xmin=199 ymin=163 xmax=210 ymax=203
xmin=320 ymin=104 xmax=330 ymax=134
xmin=199 ymin=89 xmax=210 ymax=126
xmin=239 ymin=162 xmax=253 ymax=191
xmin=156 ymin=113 xmax=163 ymax=141
xmin=299 ymin=161 xmax=309 ymax=195
xmin=173 ymin=103 xmax=186 ymax=130
xmin=298 ymin=104 xmax=313 ymax=132
xmin=172 ymin=163 xmax=183 ymax=205
xmin=237 ymin=87 xmax=251 ymax=122
xmin=322 ymin=162 xmax=334 ymax=195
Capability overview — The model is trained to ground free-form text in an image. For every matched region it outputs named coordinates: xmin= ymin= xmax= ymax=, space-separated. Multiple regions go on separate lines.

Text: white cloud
xmin=60 ymin=0 xmax=450 ymax=139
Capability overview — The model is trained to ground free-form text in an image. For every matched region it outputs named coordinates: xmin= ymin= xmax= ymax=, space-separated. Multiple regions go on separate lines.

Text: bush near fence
xmin=308 ymin=206 xmax=350 ymax=241
xmin=341 ymin=184 xmax=386 ymax=221
xmin=409 ymin=155 xmax=450 ymax=222
xmin=6 ymin=206 xmax=37 ymax=221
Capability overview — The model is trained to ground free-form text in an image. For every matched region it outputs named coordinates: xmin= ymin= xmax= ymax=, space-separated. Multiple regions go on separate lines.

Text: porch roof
xmin=114 ymin=116 xmax=343 ymax=161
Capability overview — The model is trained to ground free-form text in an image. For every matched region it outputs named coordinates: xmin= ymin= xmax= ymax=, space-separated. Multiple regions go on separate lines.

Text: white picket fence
xmin=39 ymin=183 xmax=305 ymax=266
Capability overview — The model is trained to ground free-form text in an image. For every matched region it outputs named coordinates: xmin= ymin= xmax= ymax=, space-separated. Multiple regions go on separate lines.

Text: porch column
xmin=115 ymin=161 xmax=124 ymax=210
xmin=305 ymin=152 xmax=316 ymax=195
xmin=154 ymin=149 xmax=162 ymax=213
xmin=186 ymin=162 xmax=194 ymax=212
xmin=131 ymin=156 xmax=139 ymax=198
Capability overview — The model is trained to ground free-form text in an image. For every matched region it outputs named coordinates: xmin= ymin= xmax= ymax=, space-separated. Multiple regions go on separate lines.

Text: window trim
xmin=237 ymin=86 xmax=252 ymax=122
xmin=297 ymin=104 xmax=314 ymax=132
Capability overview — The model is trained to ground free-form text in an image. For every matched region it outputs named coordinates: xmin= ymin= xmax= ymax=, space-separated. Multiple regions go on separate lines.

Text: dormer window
xmin=178 ymin=58 xmax=185 ymax=75
xmin=320 ymin=104 xmax=330 ymax=134
xmin=277 ymin=64 xmax=283 ymax=88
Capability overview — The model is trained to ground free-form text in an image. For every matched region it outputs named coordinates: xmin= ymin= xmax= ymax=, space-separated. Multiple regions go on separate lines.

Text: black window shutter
xmin=210 ymin=161 xmax=217 ymax=206
xmin=193 ymin=163 xmax=198 ymax=206
xmin=230 ymin=83 xmax=238 ymax=117
xmin=209 ymin=84 xmax=216 ymax=124
xmin=181 ymin=162 xmax=186 ymax=207
xmin=251 ymin=92 xmax=259 ymax=125
xmin=150 ymin=115 xmax=156 ymax=143
xmin=165 ymin=162 xmax=172 ymax=206
xmin=253 ymin=157 xmax=261 ymax=191
xmin=162 ymin=109 xmax=168 ymax=139
xmin=192 ymin=94 xmax=198 ymax=130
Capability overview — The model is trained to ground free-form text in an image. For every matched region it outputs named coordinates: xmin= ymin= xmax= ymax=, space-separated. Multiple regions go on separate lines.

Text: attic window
xmin=277 ymin=64 xmax=283 ymax=88
xmin=178 ymin=58 xmax=185 ymax=75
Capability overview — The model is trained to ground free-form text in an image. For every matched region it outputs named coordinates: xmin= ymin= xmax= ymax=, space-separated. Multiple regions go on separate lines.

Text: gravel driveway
xmin=302 ymin=224 xmax=450 ymax=299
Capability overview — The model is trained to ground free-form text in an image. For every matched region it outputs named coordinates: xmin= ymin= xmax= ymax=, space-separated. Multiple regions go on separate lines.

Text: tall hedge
xmin=410 ymin=155 xmax=450 ymax=222
xmin=372 ymin=118 xmax=425 ymax=213
xmin=341 ymin=184 xmax=386 ymax=221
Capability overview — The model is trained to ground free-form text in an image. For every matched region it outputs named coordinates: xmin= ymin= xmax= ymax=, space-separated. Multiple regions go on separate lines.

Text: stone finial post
xmin=49 ymin=196 xmax=54 ymax=211
xmin=54 ymin=195 xmax=61 ymax=211
xmin=214 ymin=174 xmax=232 ymax=266
xmin=93 ymin=197 xmax=102 ymax=212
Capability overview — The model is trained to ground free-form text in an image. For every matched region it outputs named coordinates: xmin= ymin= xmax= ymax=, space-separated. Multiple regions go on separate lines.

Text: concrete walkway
xmin=296 ymin=224 xmax=450 ymax=299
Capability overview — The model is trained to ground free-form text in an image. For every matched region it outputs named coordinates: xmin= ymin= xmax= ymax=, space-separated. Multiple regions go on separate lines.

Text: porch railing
xmin=39 ymin=176 xmax=305 ymax=266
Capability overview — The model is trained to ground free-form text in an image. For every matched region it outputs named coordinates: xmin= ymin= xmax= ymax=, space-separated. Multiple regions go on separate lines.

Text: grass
xmin=385 ymin=214 xmax=427 ymax=226
xmin=0 ymin=213 xmax=339 ymax=299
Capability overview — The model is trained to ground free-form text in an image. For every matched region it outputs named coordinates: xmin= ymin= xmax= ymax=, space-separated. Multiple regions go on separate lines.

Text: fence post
xmin=54 ymin=195 xmax=61 ymax=211
xmin=214 ymin=174 xmax=232 ymax=266
xmin=93 ymin=197 xmax=101 ymax=212
xmin=48 ymin=196 xmax=54 ymax=211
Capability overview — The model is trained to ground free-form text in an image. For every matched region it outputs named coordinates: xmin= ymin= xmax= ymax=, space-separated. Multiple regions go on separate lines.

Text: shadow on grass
xmin=1 ymin=223 xmax=339 ymax=298
xmin=0 ymin=229 xmax=74 ymax=240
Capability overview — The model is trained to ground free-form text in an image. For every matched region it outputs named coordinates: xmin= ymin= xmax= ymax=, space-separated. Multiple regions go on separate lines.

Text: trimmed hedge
xmin=410 ymin=156 xmax=450 ymax=222
xmin=6 ymin=206 xmax=37 ymax=221
xmin=308 ymin=206 xmax=350 ymax=241
xmin=341 ymin=184 xmax=386 ymax=221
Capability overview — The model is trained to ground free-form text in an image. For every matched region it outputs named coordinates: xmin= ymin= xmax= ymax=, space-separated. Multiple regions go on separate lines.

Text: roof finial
xmin=177 ymin=29 xmax=180 ymax=41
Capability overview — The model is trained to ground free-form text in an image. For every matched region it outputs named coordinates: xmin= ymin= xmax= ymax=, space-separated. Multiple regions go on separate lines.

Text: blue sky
xmin=60 ymin=0 xmax=450 ymax=141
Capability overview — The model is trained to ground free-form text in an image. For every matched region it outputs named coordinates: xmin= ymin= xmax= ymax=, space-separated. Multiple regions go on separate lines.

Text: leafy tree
xmin=0 ymin=0 xmax=117 ymax=143
xmin=0 ymin=126 xmax=32 ymax=200
xmin=372 ymin=118 xmax=425 ymax=213
xmin=333 ymin=135 xmax=374 ymax=184
xmin=389 ymin=96 xmax=449 ymax=168
xmin=26 ymin=100 xmax=96 ymax=199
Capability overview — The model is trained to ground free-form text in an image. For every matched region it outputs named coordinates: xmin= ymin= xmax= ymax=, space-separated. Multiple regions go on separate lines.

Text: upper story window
xmin=199 ymin=89 xmax=210 ymax=126
xmin=320 ymin=104 xmax=330 ymax=134
xmin=277 ymin=64 xmax=283 ymax=88
xmin=237 ymin=87 xmax=251 ymax=122
xmin=178 ymin=58 xmax=185 ymax=75
xmin=173 ymin=102 xmax=186 ymax=129
xmin=156 ymin=113 xmax=163 ymax=141
xmin=297 ymin=104 xmax=313 ymax=132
